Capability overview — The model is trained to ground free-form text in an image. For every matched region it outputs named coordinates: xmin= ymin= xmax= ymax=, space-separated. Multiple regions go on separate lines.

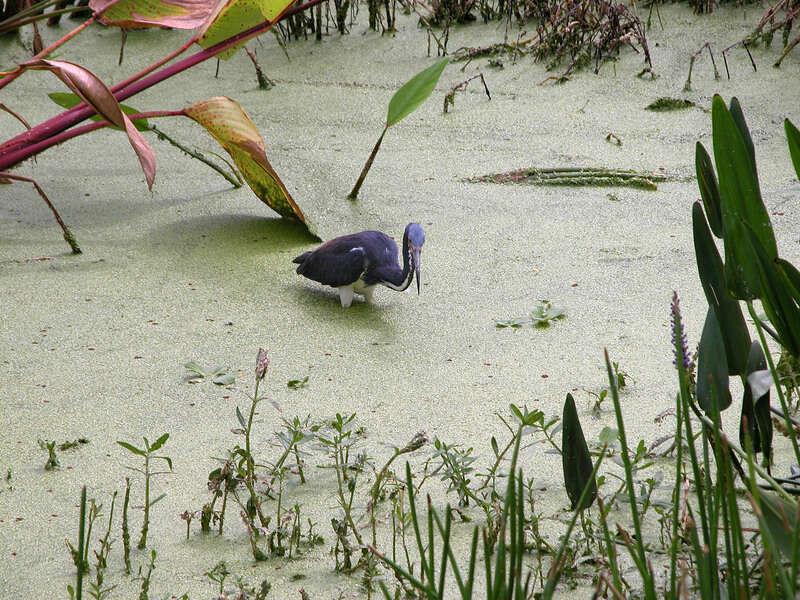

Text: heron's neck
xmin=381 ymin=230 xmax=414 ymax=291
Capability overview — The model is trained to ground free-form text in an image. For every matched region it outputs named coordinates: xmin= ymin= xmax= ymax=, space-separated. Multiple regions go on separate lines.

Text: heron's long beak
xmin=413 ymin=247 xmax=422 ymax=294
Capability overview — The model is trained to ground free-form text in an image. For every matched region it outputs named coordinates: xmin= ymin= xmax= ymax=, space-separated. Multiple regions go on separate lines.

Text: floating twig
xmin=467 ymin=166 xmax=669 ymax=190
xmin=684 ymin=42 xmax=719 ymax=91
xmin=245 ymin=46 xmax=275 ymax=89
xmin=442 ymin=72 xmax=490 ymax=113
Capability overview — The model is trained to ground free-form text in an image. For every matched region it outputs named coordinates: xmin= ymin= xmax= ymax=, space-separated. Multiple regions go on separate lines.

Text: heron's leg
xmin=338 ymin=286 xmax=354 ymax=308
xmin=362 ymin=286 xmax=375 ymax=303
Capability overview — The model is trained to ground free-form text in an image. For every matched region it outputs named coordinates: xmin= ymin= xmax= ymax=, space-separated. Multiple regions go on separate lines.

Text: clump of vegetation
xmin=646 ymin=97 xmax=697 ymax=111
xmin=495 ymin=300 xmax=565 ymax=329
xmin=469 ymin=166 xmax=668 ymax=190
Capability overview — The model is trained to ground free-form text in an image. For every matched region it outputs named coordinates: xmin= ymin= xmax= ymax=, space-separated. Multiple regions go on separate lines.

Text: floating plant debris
xmin=467 ymin=167 xmax=668 ymax=190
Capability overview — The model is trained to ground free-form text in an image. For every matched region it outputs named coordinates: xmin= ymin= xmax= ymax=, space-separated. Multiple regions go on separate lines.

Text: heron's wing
xmin=295 ymin=244 xmax=366 ymax=287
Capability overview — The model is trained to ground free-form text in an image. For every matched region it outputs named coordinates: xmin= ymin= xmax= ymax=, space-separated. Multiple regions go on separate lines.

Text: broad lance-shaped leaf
xmin=756 ymin=491 xmax=798 ymax=560
xmin=786 ymin=118 xmax=800 ymax=181
xmin=23 ymin=60 xmax=155 ymax=190
xmin=696 ymin=306 xmax=732 ymax=414
xmin=739 ymin=341 xmax=771 ymax=463
xmin=197 ymin=0 xmax=295 ymax=59
xmin=48 ymin=92 xmax=149 ymax=131
xmin=744 ymin=227 xmax=800 ymax=357
xmin=711 ymin=95 xmax=776 ymax=300
xmin=90 ymin=0 xmax=217 ymax=28
xmin=561 ymin=393 xmax=596 ymax=511
xmin=692 ymin=201 xmax=750 ymax=375
xmin=728 ymin=97 xmax=758 ymax=181
xmin=387 ymin=57 xmax=450 ymax=127
xmin=695 ymin=142 xmax=722 ymax=237
xmin=185 ymin=97 xmax=309 ymax=227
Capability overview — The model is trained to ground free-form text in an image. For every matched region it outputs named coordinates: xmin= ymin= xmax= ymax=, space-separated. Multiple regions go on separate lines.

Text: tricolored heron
xmin=293 ymin=223 xmax=425 ymax=308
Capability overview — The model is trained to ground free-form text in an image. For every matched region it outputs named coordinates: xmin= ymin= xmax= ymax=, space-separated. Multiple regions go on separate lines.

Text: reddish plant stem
xmin=0 ymin=0 xmax=327 ymax=170
xmin=0 ymin=0 xmax=125 ymax=91
xmin=5 ymin=109 xmax=186 ymax=162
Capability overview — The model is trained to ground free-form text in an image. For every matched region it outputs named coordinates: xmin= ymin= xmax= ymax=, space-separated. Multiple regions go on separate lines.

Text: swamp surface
xmin=1 ymin=4 xmax=799 ymax=597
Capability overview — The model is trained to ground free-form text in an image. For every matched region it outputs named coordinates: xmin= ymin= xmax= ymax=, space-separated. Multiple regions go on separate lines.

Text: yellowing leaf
xmin=90 ymin=0 xmax=217 ymax=28
xmin=196 ymin=0 xmax=294 ymax=59
xmin=185 ymin=97 xmax=306 ymax=224
xmin=23 ymin=59 xmax=155 ymax=190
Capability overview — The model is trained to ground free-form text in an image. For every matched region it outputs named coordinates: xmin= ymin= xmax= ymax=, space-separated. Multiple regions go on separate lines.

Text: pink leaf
xmin=23 ymin=59 xmax=156 ymax=190
xmin=89 ymin=0 xmax=218 ymax=29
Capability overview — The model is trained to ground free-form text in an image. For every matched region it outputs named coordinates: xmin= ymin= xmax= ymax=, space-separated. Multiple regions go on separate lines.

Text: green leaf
xmin=711 ymin=95 xmax=776 ymax=300
xmin=692 ymin=201 xmax=750 ymax=374
xmin=696 ymin=307 xmax=732 ymax=414
xmin=561 ymin=393 xmax=597 ymax=511
xmin=185 ymin=97 xmax=310 ymax=228
xmin=739 ymin=341 xmax=769 ymax=455
xmin=117 ymin=440 xmax=146 ymax=456
xmin=287 ymin=375 xmax=309 ymax=389
xmin=155 ymin=455 xmax=173 ymax=471
xmin=786 ymin=119 xmax=800 ymax=181
xmin=212 ymin=373 xmax=235 ymax=386
xmin=48 ymin=91 xmax=149 ymax=131
xmin=745 ymin=228 xmax=800 ymax=357
xmin=149 ymin=433 xmax=169 ymax=452
xmin=758 ymin=491 xmax=798 ymax=559
xmin=598 ymin=426 xmax=618 ymax=445
xmin=149 ymin=492 xmax=167 ymax=506
xmin=184 ymin=360 xmax=205 ymax=376
xmin=728 ymin=97 xmax=757 ymax=177
xmin=236 ymin=406 xmax=247 ymax=430
xmin=695 ymin=142 xmax=722 ymax=237
xmin=386 ymin=57 xmax=450 ymax=127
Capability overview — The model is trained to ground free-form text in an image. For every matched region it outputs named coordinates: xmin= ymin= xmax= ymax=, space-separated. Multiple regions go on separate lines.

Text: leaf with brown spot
xmin=185 ymin=96 xmax=307 ymax=226
xmin=90 ymin=0 xmax=218 ymax=29
xmin=23 ymin=59 xmax=155 ymax=190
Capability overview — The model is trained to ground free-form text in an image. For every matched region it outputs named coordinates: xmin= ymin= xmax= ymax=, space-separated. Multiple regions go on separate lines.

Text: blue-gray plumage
xmin=293 ymin=223 xmax=425 ymax=307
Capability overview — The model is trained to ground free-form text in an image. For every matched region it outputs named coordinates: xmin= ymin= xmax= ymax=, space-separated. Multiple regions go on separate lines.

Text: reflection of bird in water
xmin=293 ymin=223 xmax=425 ymax=308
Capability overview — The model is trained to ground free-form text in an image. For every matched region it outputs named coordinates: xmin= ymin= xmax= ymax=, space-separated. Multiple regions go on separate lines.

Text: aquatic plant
xmin=0 ymin=0 xmax=321 ymax=252
xmin=117 ymin=433 xmax=173 ymax=549
xmin=348 ymin=56 xmax=450 ymax=199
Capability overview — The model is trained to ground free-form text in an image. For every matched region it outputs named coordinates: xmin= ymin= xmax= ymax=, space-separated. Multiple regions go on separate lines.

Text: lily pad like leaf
xmin=25 ymin=59 xmax=155 ymax=190
xmin=90 ymin=0 xmax=217 ymax=29
xmin=561 ymin=393 xmax=597 ymax=511
xmin=185 ymin=97 xmax=308 ymax=225
xmin=387 ymin=57 xmax=449 ymax=127
xmin=197 ymin=0 xmax=294 ymax=59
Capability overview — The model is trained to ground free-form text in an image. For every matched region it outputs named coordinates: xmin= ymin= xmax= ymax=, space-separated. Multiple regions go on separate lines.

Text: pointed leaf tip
xmin=185 ymin=97 xmax=308 ymax=227
xmin=387 ymin=57 xmax=450 ymax=127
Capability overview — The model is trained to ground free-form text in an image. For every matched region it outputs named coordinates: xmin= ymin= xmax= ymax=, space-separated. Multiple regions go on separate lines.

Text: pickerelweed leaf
xmin=561 ymin=393 xmax=596 ymax=511
xmin=692 ymin=201 xmax=750 ymax=374
xmin=48 ymin=92 xmax=149 ymax=131
xmin=695 ymin=142 xmax=722 ymax=237
xmin=744 ymin=226 xmax=800 ymax=357
xmin=185 ymin=97 xmax=310 ymax=228
xmin=236 ymin=406 xmax=247 ymax=430
xmin=786 ymin=119 xmax=800 ymax=181
xmin=728 ymin=97 xmax=758 ymax=178
xmin=740 ymin=341 xmax=769 ymax=455
xmin=26 ymin=59 xmax=155 ymax=190
xmin=711 ymin=95 xmax=776 ymax=300
xmin=386 ymin=57 xmax=449 ymax=127
xmin=757 ymin=491 xmax=798 ymax=559
xmin=196 ymin=0 xmax=295 ymax=59
xmin=90 ymin=0 xmax=217 ymax=29
xmin=696 ymin=306 xmax=732 ymax=414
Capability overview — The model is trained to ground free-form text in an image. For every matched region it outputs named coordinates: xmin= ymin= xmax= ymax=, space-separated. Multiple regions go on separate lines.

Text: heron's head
xmin=406 ymin=223 xmax=425 ymax=294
